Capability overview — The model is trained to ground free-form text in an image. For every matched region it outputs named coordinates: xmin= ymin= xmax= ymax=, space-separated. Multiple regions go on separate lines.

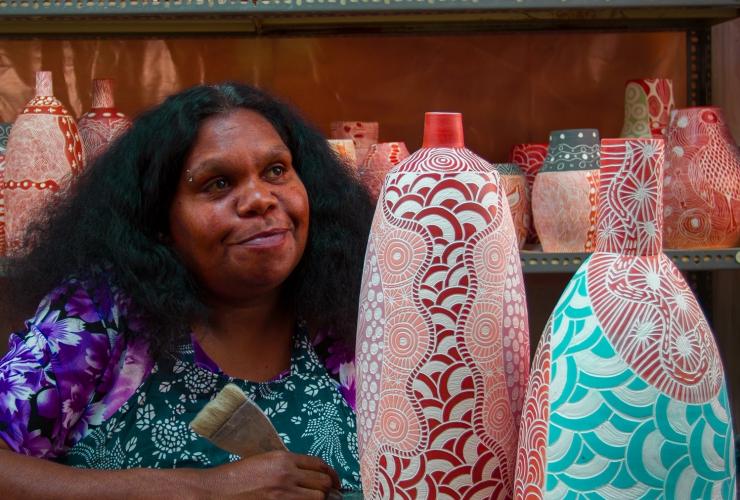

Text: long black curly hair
xmin=2 ymin=82 xmax=374 ymax=356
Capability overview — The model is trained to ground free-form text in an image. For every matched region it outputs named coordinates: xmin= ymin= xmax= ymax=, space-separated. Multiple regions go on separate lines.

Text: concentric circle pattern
xmin=375 ymin=225 xmax=428 ymax=287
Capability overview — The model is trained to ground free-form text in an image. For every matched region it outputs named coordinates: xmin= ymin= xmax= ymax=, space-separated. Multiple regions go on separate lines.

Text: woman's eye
xmin=266 ymin=165 xmax=286 ymax=178
xmin=205 ymin=178 xmax=230 ymax=192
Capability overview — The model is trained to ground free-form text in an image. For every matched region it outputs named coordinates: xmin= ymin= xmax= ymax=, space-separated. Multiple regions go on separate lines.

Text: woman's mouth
xmin=235 ymin=229 xmax=289 ymax=248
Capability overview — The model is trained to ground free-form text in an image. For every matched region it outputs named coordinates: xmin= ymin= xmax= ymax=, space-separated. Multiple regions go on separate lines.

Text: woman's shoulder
xmin=0 ymin=272 xmax=154 ymax=458
xmin=24 ymin=272 xmax=135 ymax=346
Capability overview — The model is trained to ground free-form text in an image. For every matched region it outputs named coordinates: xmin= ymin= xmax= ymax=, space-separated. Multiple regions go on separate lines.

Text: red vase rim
xmin=422 ymin=112 xmax=464 ymax=149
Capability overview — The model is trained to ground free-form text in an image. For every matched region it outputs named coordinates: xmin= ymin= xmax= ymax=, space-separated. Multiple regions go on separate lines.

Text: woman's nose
xmin=235 ymin=180 xmax=277 ymax=216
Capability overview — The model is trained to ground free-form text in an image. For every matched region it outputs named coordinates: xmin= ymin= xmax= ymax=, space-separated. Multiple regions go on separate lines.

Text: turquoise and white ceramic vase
xmin=515 ymin=137 xmax=736 ymax=499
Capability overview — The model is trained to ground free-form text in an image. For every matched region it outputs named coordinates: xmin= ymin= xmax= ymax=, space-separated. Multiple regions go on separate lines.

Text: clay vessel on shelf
xmin=330 ymin=121 xmax=379 ymax=166
xmin=531 ymin=129 xmax=600 ymax=253
xmin=77 ymin=78 xmax=131 ymax=165
xmin=663 ymin=106 xmax=740 ymax=249
xmin=358 ymin=141 xmax=409 ymax=203
xmin=328 ymin=139 xmax=358 ymax=171
xmin=620 ymin=78 xmax=675 ymax=138
xmin=493 ymin=162 xmax=530 ymax=250
xmin=0 ymin=122 xmax=9 ymax=255
xmin=0 ymin=122 xmax=11 ymax=153
xmin=3 ymin=71 xmax=85 ymax=254
xmin=356 ymin=112 xmax=529 ymax=499
xmin=509 ymin=143 xmax=548 ymax=245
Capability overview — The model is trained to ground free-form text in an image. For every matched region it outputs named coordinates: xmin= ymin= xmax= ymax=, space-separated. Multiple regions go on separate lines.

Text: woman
xmin=0 ymin=82 xmax=374 ymax=498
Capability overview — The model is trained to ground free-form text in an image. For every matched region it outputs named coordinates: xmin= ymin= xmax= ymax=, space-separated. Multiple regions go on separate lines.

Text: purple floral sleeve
xmin=312 ymin=329 xmax=356 ymax=410
xmin=0 ymin=278 xmax=152 ymax=458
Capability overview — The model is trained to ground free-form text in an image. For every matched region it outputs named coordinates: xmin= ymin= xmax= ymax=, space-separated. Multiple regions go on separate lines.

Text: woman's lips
xmin=234 ymin=229 xmax=289 ymax=248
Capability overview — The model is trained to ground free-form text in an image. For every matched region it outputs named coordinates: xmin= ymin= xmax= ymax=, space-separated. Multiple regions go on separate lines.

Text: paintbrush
xmin=190 ymin=383 xmax=348 ymax=499
xmin=191 ymin=383 xmax=288 ymax=456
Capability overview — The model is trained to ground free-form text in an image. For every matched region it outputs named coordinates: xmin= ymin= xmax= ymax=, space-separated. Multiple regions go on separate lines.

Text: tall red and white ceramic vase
xmin=356 ymin=112 xmax=530 ymax=499
xmin=662 ymin=106 xmax=740 ymax=248
xmin=515 ymin=138 xmax=736 ymax=499
xmin=77 ymin=78 xmax=131 ymax=164
xmin=3 ymin=71 xmax=85 ymax=254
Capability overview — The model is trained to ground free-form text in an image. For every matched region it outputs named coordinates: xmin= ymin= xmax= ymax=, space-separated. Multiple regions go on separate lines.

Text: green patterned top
xmin=57 ymin=328 xmax=362 ymax=492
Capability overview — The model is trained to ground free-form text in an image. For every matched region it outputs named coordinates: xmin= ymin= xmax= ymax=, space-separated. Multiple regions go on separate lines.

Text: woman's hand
xmin=201 ymin=450 xmax=341 ymax=500
xmin=0 ymin=440 xmax=341 ymax=500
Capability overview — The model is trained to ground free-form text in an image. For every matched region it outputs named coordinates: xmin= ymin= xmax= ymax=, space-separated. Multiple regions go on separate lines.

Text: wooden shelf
xmin=521 ymin=247 xmax=740 ymax=273
xmin=0 ymin=0 xmax=737 ymax=35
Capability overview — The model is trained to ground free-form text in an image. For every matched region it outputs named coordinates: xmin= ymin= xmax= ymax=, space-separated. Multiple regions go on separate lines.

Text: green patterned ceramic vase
xmin=0 ymin=122 xmax=11 ymax=153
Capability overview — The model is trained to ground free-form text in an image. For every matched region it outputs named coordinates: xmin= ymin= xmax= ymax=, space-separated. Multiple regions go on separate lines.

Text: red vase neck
xmin=422 ymin=112 xmax=464 ymax=149
xmin=36 ymin=71 xmax=53 ymax=97
xmin=595 ymin=138 xmax=664 ymax=257
xmin=91 ymin=79 xmax=115 ymax=109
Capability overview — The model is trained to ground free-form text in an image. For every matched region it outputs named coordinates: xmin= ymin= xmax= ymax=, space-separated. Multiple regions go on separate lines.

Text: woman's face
xmin=169 ymin=109 xmax=309 ymax=303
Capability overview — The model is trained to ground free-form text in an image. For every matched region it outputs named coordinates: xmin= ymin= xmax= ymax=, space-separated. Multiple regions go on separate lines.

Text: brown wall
xmin=0 ymin=31 xmax=686 ymax=163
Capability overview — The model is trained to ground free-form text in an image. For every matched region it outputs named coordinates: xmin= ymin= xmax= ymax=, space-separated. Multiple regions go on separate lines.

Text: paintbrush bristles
xmin=190 ymin=383 xmax=248 ymax=439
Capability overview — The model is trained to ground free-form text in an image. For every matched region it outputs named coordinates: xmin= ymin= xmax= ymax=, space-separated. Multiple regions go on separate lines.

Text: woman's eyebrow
xmin=187 ymin=145 xmax=292 ymax=177
xmin=186 ymin=159 xmax=224 ymax=178
xmin=263 ymin=144 xmax=292 ymax=158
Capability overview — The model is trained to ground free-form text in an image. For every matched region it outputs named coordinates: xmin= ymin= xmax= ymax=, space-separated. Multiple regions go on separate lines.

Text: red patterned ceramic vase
xmin=359 ymin=142 xmax=410 ymax=202
xmin=515 ymin=138 xmax=736 ymax=499
xmin=77 ymin=78 xmax=131 ymax=165
xmin=356 ymin=112 xmax=530 ymax=499
xmin=509 ymin=143 xmax=547 ymax=244
xmin=328 ymin=139 xmax=358 ymax=170
xmin=663 ymin=107 xmax=740 ymax=248
xmin=494 ymin=163 xmax=530 ymax=249
xmin=330 ymin=121 xmax=379 ymax=166
xmin=620 ymin=78 xmax=675 ymax=138
xmin=0 ymin=153 xmax=5 ymax=256
xmin=0 ymin=123 xmax=10 ymax=255
xmin=531 ymin=129 xmax=600 ymax=252
xmin=3 ymin=71 xmax=85 ymax=254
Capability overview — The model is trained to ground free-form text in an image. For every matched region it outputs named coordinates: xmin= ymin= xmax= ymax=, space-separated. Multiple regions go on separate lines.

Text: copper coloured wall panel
xmin=0 ymin=31 xmax=686 ymax=162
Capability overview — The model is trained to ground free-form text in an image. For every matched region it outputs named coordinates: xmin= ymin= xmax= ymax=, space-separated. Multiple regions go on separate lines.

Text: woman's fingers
xmin=293 ymin=454 xmax=341 ymax=488
xmin=296 ymin=468 xmax=334 ymax=492
xmin=291 ymin=487 xmax=328 ymax=500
